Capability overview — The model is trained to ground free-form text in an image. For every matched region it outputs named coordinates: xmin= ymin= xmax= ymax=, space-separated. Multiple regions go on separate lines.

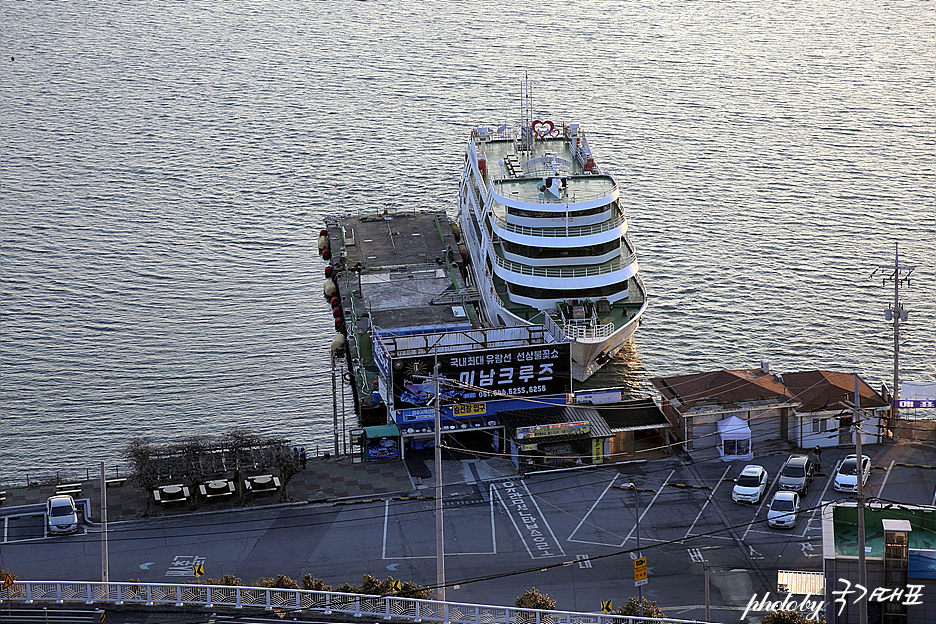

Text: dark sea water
xmin=2 ymin=0 xmax=934 ymax=485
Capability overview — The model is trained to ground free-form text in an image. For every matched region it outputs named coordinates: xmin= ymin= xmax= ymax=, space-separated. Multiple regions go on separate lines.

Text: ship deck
xmin=479 ymin=136 xmax=616 ymax=205
xmin=324 ymin=210 xmax=479 ymax=421
xmin=490 ymin=268 xmax=646 ymax=336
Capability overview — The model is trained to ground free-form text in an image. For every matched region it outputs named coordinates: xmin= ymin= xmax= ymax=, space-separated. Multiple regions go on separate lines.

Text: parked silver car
xmin=778 ymin=454 xmax=814 ymax=494
xmin=46 ymin=495 xmax=79 ymax=535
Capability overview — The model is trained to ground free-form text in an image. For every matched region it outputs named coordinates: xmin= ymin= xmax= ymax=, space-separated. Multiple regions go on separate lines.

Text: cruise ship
xmin=458 ymin=79 xmax=648 ymax=382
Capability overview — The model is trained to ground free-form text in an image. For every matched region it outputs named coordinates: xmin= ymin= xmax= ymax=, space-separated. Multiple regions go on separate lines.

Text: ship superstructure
xmin=458 ymin=78 xmax=647 ymax=381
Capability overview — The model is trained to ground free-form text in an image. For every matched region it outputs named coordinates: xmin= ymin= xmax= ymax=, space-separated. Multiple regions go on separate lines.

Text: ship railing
xmin=0 ymin=581 xmax=705 ymax=624
xmin=520 ymin=156 xmax=573 ymax=177
xmin=492 ymin=252 xmax=637 ymax=279
xmin=540 ymin=311 xmax=567 ymax=343
xmin=490 ymin=212 xmax=625 ymax=238
xmin=560 ymin=319 xmax=617 ymax=341
xmin=490 ymin=183 xmax=614 ymax=205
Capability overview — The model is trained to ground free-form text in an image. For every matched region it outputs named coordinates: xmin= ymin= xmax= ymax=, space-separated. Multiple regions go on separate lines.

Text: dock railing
xmin=0 ymin=581 xmax=712 ymax=624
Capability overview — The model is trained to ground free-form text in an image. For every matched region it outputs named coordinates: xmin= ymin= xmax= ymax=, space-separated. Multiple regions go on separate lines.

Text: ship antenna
xmin=520 ymin=73 xmax=533 ymax=154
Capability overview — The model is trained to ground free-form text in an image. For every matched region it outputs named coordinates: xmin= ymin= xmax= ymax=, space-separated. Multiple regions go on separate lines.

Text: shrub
xmin=614 ymin=596 xmax=666 ymax=617
xmin=515 ymin=587 xmax=556 ymax=610
xmin=761 ymin=610 xmax=826 ymax=624
xmin=302 ymin=575 xmax=332 ymax=591
xmin=254 ymin=575 xmax=300 ymax=589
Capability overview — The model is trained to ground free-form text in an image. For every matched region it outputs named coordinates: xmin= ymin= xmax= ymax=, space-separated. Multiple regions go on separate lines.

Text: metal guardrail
xmin=0 ymin=581 xmax=713 ymax=624
xmin=0 ymin=608 xmax=103 ymax=623
xmin=493 ymin=251 xmax=637 ymax=280
xmin=491 ymin=212 xmax=626 ymax=239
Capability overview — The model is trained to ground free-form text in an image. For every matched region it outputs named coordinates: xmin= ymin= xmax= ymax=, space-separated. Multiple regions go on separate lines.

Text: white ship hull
xmin=457 ymin=87 xmax=647 ymax=383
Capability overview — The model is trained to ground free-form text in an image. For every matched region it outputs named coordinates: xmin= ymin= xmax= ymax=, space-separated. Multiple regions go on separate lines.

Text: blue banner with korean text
xmin=390 ymin=343 xmax=571 ymax=410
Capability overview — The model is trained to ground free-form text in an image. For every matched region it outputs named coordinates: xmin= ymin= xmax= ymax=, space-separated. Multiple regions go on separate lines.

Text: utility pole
xmin=100 ymin=462 xmax=109 ymax=584
xmin=854 ymin=376 xmax=868 ymax=624
xmin=871 ymin=243 xmax=913 ymax=423
xmin=703 ymin=561 xmax=711 ymax=623
xmin=843 ymin=374 xmax=869 ymax=624
xmin=624 ymin=483 xmax=643 ymax=618
xmin=332 ymin=349 xmax=339 ymax=457
xmin=433 ymin=357 xmax=446 ymax=602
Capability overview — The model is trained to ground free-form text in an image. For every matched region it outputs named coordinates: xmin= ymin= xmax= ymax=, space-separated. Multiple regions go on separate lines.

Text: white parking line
xmin=741 ymin=468 xmax=781 ymax=541
xmin=798 ymin=459 xmax=841 ymax=538
xmin=620 ymin=470 xmax=675 ymax=547
xmin=567 ymin=473 xmax=619 ymax=545
xmin=683 ymin=465 xmax=731 ymax=541
xmin=382 ymin=499 xmax=390 ymax=559
xmin=876 ymin=460 xmax=895 ymax=499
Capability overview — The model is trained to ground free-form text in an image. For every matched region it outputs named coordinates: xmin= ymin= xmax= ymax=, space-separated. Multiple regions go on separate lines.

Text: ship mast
xmin=520 ymin=74 xmax=533 ymax=154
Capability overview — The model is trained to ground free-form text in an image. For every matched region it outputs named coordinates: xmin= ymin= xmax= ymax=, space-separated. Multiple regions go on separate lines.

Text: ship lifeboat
xmin=331 ymin=333 xmax=346 ymax=356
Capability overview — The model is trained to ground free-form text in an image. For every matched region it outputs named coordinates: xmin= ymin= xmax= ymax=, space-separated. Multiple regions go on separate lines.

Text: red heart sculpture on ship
xmin=532 ymin=119 xmax=555 ymax=138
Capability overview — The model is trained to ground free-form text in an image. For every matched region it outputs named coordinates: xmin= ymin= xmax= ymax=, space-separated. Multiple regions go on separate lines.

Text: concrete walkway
xmin=0 ymin=454 xmax=520 ymax=522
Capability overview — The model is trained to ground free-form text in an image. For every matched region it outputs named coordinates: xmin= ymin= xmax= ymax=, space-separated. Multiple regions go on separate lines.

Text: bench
xmin=154 ymin=484 xmax=190 ymax=504
xmin=198 ymin=480 xmax=234 ymax=499
xmin=56 ymin=484 xmax=82 ymax=496
xmin=246 ymin=475 xmax=280 ymax=494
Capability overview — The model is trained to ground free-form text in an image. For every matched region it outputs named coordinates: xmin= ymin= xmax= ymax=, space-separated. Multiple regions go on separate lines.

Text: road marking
xmin=741 ymin=468 xmax=780 ymax=541
xmin=748 ymin=545 xmax=764 ymax=560
xmin=876 ymin=460 xmax=895 ymax=499
xmin=620 ymin=470 xmax=674 ymax=548
xmin=522 ymin=481 xmax=565 ymax=557
xmin=688 ymin=548 xmax=705 ymax=564
xmin=576 ymin=554 xmax=592 ymax=569
xmin=800 ymin=542 xmax=819 ymax=558
xmin=493 ymin=481 xmax=564 ymax=559
xmin=382 ymin=499 xmax=390 ymax=560
xmin=684 ymin=465 xmax=731 ymax=541
xmin=567 ymin=474 xmax=619 ymax=545
xmin=490 ymin=483 xmax=497 ymax=555
xmin=798 ymin=460 xmax=839 ymax=538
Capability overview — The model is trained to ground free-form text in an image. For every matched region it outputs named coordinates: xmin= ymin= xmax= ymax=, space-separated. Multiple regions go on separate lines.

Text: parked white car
xmin=767 ymin=491 xmax=800 ymax=528
xmin=732 ymin=465 xmax=769 ymax=504
xmin=833 ymin=454 xmax=871 ymax=493
xmin=47 ymin=495 xmax=79 ymax=535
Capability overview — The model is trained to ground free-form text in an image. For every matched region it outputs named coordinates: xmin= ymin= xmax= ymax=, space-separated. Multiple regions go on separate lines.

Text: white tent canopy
xmin=903 ymin=381 xmax=936 ymax=401
xmin=717 ymin=415 xmax=753 ymax=462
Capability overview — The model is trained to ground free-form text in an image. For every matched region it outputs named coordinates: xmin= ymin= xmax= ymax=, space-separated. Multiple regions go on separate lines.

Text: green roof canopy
xmin=364 ymin=424 xmax=401 ymax=439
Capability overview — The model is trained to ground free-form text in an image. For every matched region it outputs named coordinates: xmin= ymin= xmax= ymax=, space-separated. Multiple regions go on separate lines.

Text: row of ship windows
xmin=507 ymin=280 xmax=629 ymax=299
xmin=502 ymin=238 xmax=622 ymax=259
xmin=507 ymin=204 xmax=610 ymax=219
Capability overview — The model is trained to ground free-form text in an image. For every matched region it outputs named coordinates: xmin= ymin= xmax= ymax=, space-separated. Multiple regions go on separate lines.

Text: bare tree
xmin=179 ymin=434 xmax=209 ymax=510
xmin=271 ymin=442 xmax=301 ymax=502
xmin=224 ymin=427 xmax=261 ymax=501
xmin=123 ymin=437 xmax=160 ymax=516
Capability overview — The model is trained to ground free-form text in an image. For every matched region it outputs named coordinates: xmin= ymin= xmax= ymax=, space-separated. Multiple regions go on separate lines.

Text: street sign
xmin=2 ymin=574 xmax=13 ymax=589
xmin=192 ymin=563 xmax=204 ymax=578
xmin=391 ymin=580 xmax=402 ymax=592
xmin=634 ymin=556 xmax=648 ymax=587
xmin=600 ymin=600 xmax=612 ymax=614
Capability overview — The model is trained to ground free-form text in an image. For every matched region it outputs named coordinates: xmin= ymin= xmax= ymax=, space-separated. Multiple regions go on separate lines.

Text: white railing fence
xmin=0 ymin=581 xmax=715 ymax=624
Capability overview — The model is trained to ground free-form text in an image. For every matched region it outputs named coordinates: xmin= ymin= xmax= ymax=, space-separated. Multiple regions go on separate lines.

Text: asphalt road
xmin=3 ymin=442 xmax=935 ymax=624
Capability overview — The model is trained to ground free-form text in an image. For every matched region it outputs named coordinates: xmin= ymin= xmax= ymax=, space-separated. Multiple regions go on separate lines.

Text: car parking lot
xmin=1 ymin=500 xmax=89 ymax=543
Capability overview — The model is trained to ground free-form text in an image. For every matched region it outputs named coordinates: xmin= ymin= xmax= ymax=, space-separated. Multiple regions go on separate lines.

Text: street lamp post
xmin=624 ymin=482 xmax=642 ymax=618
